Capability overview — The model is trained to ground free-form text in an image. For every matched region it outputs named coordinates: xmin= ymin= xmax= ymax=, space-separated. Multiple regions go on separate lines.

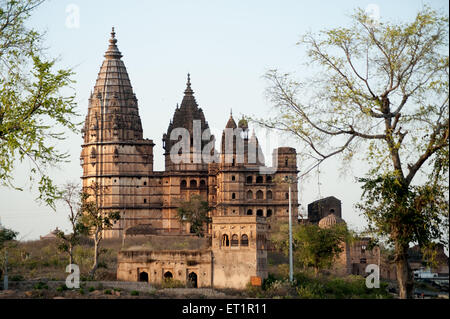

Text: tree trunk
xmin=69 ymin=244 xmax=73 ymax=266
xmin=395 ymin=242 xmax=414 ymax=299
xmin=89 ymin=232 xmax=100 ymax=278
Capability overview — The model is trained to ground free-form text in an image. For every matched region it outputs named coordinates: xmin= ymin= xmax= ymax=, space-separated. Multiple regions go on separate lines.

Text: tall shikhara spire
xmin=82 ymin=27 xmax=144 ymax=143
xmin=163 ymin=74 xmax=215 ymax=170
xmin=80 ymin=28 xmax=154 ymax=238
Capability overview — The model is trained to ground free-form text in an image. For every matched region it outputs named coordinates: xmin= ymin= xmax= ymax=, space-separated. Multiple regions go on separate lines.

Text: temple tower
xmin=80 ymin=28 xmax=155 ymax=238
xmin=160 ymin=75 xmax=215 ymax=233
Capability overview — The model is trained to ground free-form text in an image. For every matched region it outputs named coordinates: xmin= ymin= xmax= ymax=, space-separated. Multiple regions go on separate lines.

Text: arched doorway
xmin=139 ymin=271 xmax=148 ymax=282
xmin=188 ymin=272 xmax=198 ymax=288
xmin=163 ymin=271 xmax=173 ymax=280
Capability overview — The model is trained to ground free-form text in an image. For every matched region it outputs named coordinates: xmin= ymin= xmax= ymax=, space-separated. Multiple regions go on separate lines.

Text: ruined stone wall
xmin=117 ymin=250 xmax=212 ymax=287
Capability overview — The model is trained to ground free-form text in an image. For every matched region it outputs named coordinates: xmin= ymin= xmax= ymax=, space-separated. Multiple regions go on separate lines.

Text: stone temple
xmin=80 ymin=29 xmax=299 ymax=288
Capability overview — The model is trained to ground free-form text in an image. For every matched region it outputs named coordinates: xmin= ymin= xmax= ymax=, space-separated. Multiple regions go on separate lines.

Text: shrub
xmin=104 ymin=289 xmax=112 ymax=295
xmin=56 ymin=284 xmax=68 ymax=292
xmin=131 ymin=290 xmax=139 ymax=296
xmin=88 ymin=287 xmax=95 ymax=292
xmin=161 ymin=278 xmax=185 ymax=288
xmin=33 ymin=282 xmax=48 ymax=290
xmin=10 ymin=274 xmax=24 ymax=281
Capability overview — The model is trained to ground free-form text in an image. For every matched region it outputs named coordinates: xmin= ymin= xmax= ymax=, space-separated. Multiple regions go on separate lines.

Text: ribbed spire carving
xmin=82 ymin=28 xmax=144 ymax=143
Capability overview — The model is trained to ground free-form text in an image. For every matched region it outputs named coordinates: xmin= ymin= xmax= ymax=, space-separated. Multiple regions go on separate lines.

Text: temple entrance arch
xmin=139 ymin=271 xmax=148 ymax=282
xmin=188 ymin=272 xmax=198 ymax=288
xmin=163 ymin=271 xmax=173 ymax=280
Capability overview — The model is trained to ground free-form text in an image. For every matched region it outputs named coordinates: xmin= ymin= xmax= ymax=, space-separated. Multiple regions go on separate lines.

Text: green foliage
xmin=177 ymin=194 xmax=212 ymax=237
xmin=0 ymin=0 xmax=80 ymax=209
xmin=104 ymin=289 xmax=111 ymax=295
xmin=56 ymin=284 xmax=68 ymax=292
xmin=130 ymin=290 xmax=139 ymax=296
xmin=88 ymin=286 xmax=95 ymax=292
xmin=0 ymin=225 xmax=17 ymax=248
xmin=161 ymin=278 xmax=185 ymax=288
xmin=357 ymin=171 xmax=449 ymax=249
xmin=259 ymin=272 xmax=392 ymax=299
xmin=33 ymin=282 xmax=48 ymax=290
xmin=272 ymin=222 xmax=351 ymax=274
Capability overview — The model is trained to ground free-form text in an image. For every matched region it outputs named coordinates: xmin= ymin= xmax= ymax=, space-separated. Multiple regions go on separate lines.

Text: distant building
xmin=40 ymin=227 xmax=61 ymax=240
xmin=307 ymin=196 xmax=342 ymax=224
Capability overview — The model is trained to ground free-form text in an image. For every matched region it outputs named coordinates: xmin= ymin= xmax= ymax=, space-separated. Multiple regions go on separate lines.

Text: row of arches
xmin=139 ymin=270 xmax=198 ymax=288
xmin=247 ymin=190 xmax=272 ymax=200
xmin=246 ymin=209 xmax=273 ymax=217
xmin=246 ymin=175 xmax=273 ymax=184
xmin=180 ymin=179 xmax=206 ymax=188
xmin=221 ymin=234 xmax=249 ymax=247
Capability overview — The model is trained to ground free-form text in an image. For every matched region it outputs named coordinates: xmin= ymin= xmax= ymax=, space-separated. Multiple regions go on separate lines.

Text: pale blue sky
xmin=0 ymin=0 xmax=448 ymax=240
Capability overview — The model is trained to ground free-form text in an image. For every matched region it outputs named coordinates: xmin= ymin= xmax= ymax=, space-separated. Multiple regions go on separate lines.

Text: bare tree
xmin=80 ymin=182 xmax=119 ymax=278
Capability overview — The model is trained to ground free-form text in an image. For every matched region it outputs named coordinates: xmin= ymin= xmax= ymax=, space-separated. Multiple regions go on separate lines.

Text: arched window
xmin=247 ymin=190 xmax=253 ymax=200
xmin=285 ymin=157 xmax=289 ymax=167
xmin=267 ymin=176 xmax=272 ymax=183
xmin=180 ymin=180 xmax=187 ymax=188
xmin=256 ymin=190 xmax=264 ymax=199
xmin=246 ymin=176 xmax=252 ymax=184
xmin=267 ymin=190 xmax=273 ymax=200
xmin=267 ymin=209 xmax=273 ymax=217
xmin=231 ymin=175 xmax=236 ymax=181
xmin=256 ymin=176 xmax=263 ymax=183
xmin=285 ymin=192 xmax=289 ymax=200
xmin=222 ymin=234 xmax=230 ymax=247
xmin=143 ymin=198 xmax=147 ymax=203
xmin=231 ymin=234 xmax=239 ymax=246
xmin=190 ymin=180 xmax=197 ymax=188
xmin=257 ymin=209 xmax=263 ymax=216
xmin=200 ymin=179 xmax=206 ymax=188
xmin=241 ymin=234 xmax=249 ymax=246
xmin=246 ymin=209 xmax=253 ymax=215
xmin=232 ymin=193 xmax=236 ymax=199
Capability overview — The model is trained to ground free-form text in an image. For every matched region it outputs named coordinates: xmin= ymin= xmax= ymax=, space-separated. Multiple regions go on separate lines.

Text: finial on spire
xmin=230 ymin=109 xmax=233 ymax=117
xmin=184 ymin=73 xmax=194 ymax=95
xmin=105 ymin=26 xmax=122 ymax=59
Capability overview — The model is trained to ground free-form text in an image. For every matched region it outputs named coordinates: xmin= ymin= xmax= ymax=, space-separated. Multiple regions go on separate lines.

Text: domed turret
xmin=318 ymin=213 xmax=346 ymax=229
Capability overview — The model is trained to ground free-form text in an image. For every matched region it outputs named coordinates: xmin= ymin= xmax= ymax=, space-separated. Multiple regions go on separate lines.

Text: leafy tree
xmin=272 ymin=222 xmax=350 ymax=275
xmin=0 ymin=0 xmax=79 ymax=209
xmin=55 ymin=182 xmax=88 ymax=265
xmin=177 ymin=195 xmax=211 ymax=237
xmin=0 ymin=225 xmax=17 ymax=249
xmin=256 ymin=7 xmax=448 ymax=298
xmin=79 ymin=182 xmax=120 ymax=278
xmin=0 ymin=224 xmax=17 ymax=278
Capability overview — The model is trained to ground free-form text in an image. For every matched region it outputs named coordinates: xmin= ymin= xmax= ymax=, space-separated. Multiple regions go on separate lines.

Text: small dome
xmin=318 ymin=214 xmax=345 ymax=229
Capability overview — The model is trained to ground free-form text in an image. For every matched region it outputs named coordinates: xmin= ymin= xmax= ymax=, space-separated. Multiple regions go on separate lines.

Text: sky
xmin=0 ymin=0 xmax=448 ymax=240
